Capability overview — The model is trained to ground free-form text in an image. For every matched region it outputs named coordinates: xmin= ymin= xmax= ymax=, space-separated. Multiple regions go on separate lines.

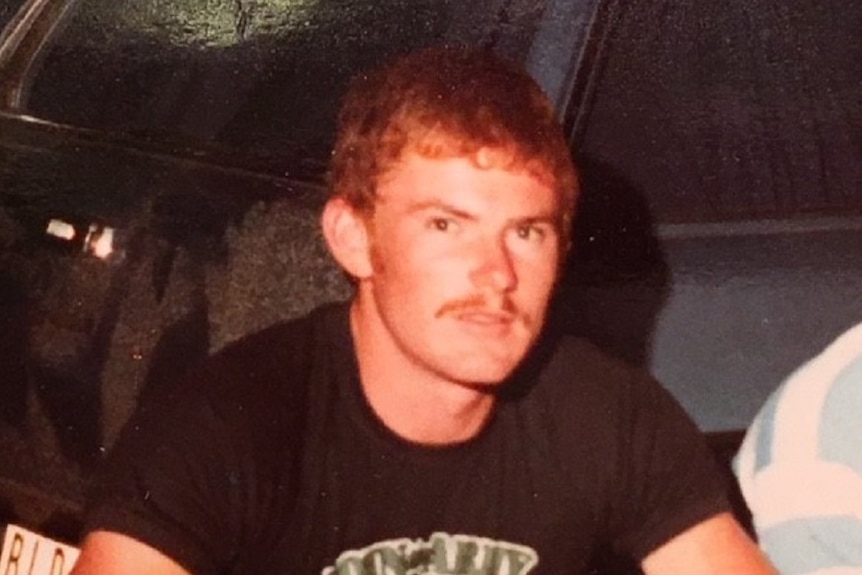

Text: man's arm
xmin=71 ymin=531 xmax=193 ymax=575
xmin=641 ymin=512 xmax=776 ymax=574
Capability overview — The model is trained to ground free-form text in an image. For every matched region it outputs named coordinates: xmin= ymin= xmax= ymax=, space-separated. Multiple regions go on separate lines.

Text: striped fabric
xmin=735 ymin=322 xmax=862 ymax=575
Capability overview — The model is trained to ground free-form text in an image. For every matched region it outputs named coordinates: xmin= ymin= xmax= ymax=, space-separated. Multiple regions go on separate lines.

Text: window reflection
xmin=20 ymin=0 xmax=550 ymax=166
xmin=45 ymin=218 xmax=123 ymax=261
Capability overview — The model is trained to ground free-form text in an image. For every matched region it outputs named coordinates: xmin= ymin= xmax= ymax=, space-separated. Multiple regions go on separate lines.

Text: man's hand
xmin=71 ymin=531 xmax=192 ymax=575
xmin=642 ymin=512 xmax=777 ymax=574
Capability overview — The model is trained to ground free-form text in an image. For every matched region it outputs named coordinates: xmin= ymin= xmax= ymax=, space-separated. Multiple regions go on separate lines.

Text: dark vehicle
xmin=0 ymin=0 xmax=600 ymax=543
xmin=0 ymin=0 xmax=860 ymax=563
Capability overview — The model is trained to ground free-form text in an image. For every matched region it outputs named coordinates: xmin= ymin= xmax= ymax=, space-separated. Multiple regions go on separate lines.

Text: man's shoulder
xmin=517 ymin=333 xmax=648 ymax=393
xmin=204 ymin=301 xmax=350 ymax=377
xmin=504 ymin=332 xmax=658 ymax=419
xmin=552 ymin=334 xmax=643 ymax=377
xmin=215 ymin=300 xmax=349 ymax=355
xmin=143 ymin=301 xmax=352 ymax=412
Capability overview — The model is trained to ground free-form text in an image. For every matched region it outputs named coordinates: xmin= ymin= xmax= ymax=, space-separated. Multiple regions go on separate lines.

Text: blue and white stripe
xmin=735 ymin=322 xmax=862 ymax=575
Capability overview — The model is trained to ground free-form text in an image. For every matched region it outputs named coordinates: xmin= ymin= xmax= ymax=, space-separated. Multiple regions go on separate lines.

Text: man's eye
xmin=430 ymin=218 xmax=454 ymax=232
xmin=516 ymin=224 xmax=546 ymax=241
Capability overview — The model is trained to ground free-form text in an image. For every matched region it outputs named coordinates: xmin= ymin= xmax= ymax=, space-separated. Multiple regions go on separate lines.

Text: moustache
xmin=435 ymin=295 xmax=520 ymax=319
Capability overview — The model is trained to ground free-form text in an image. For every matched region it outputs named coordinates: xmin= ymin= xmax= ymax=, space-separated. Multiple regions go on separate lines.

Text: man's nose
xmin=469 ymin=238 xmax=517 ymax=293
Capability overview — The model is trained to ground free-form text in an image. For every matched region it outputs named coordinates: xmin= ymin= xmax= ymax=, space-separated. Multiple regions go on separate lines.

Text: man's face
xmin=358 ymin=151 xmax=563 ymax=388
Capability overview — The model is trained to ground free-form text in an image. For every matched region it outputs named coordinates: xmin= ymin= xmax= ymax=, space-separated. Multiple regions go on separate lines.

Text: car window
xmin=18 ymin=0 xmax=561 ymax=168
xmin=573 ymin=0 xmax=862 ymax=223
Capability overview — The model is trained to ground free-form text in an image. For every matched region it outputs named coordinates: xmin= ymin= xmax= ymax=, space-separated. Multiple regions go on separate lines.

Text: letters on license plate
xmin=0 ymin=524 xmax=80 ymax=575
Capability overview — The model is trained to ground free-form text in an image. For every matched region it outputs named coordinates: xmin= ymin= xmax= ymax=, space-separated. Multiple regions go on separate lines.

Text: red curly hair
xmin=328 ymin=45 xmax=579 ymax=236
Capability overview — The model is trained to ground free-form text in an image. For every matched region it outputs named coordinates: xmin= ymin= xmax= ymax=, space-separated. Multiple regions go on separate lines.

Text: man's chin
xmin=444 ymin=356 xmax=525 ymax=390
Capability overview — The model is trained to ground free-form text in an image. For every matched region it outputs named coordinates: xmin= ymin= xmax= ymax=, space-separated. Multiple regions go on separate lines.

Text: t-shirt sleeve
xmin=81 ymin=308 xmax=330 ymax=574
xmin=606 ymin=372 xmax=732 ymax=562
xmin=734 ymin=325 xmax=862 ymax=574
xmin=82 ymin=378 xmax=256 ymax=575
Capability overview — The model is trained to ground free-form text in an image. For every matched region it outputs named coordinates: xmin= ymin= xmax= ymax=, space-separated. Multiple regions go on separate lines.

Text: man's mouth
xmin=455 ymin=309 xmax=516 ymax=325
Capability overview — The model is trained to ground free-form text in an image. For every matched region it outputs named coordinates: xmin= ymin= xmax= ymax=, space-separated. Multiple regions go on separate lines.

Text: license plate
xmin=0 ymin=524 xmax=80 ymax=575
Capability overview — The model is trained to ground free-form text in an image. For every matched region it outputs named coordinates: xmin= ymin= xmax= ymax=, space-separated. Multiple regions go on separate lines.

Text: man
xmin=735 ymin=322 xmax=862 ymax=574
xmin=71 ymin=46 xmax=774 ymax=574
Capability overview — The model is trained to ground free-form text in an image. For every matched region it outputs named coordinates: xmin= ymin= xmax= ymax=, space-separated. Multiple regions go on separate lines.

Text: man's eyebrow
xmin=408 ymin=200 xmax=561 ymax=227
xmin=407 ymin=200 xmax=476 ymax=220
xmin=516 ymin=213 xmax=558 ymax=224
xmin=511 ymin=212 xmax=561 ymax=229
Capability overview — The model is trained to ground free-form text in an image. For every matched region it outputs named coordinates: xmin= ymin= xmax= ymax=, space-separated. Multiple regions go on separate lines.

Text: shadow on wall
xmin=551 ymin=154 xmax=670 ymax=368
xmin=552 ymin=156 xmax=672 ymax=575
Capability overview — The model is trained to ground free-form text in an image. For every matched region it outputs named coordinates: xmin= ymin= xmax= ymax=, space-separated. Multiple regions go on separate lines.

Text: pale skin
xmin=71 ymin=152 xmax=776 ymax=575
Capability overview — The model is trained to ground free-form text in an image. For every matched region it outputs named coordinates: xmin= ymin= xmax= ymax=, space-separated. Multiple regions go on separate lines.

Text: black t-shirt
xmin=84 ymin=302 xmax=729 ymax=574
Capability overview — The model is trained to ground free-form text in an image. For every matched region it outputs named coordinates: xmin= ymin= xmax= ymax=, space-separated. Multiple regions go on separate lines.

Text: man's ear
xmin=321 ymin=197 xmax=373 ymax=280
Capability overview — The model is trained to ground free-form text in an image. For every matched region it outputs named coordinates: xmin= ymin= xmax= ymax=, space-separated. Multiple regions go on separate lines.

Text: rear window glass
xmin=19 ymin=0 xmax=555 ymax=167
xmin=572 ymin=0 xmax=862 ymax=224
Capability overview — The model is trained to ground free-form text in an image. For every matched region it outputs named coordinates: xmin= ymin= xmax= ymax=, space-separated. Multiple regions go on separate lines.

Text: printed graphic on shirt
xmin=322 ymin=532 xmax=539 ymax=574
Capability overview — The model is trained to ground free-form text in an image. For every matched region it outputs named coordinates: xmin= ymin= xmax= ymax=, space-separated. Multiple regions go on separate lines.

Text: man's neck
xmin=349 ymin=299 xmax=496 ymax=446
